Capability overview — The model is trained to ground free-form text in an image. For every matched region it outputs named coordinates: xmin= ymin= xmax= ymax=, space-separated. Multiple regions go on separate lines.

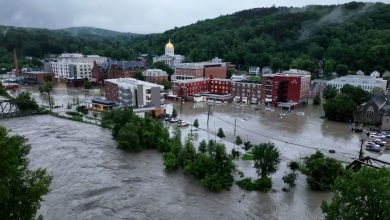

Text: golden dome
xmin=165 ymin=39 xmax=174 ymax=49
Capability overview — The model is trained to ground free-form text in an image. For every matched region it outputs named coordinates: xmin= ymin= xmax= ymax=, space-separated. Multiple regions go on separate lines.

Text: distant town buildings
xmin=44 ymin=53 xmax=108 ymax=82
xmin=327 ymin=75 xmax=387 ymax=92
xmin=261 ymin=69 xmax=311 ymax=107
xmin=230 ymin=74 xmax=247 ymax=81
xmin=91 ymin=60 xmax=145 ymax=85
xmin=153 ymin=39 xmax=184 ymax=68
xmin=105 ymin=78 xmax=164 ymax=108
xmin=142 ymin=69 xmax=168 ymax=84
xmin=172 ymin=57 xmax=227 ymax=81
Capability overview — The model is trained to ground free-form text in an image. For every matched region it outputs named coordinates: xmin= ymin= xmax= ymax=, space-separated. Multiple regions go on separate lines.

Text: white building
xmin=249 ymin=66 xmax=260 ymax=75
xmin=231 ymin=74 xmax=246 ymax=81
xmin=327 ymin=75 xmax=387 ymax=92
xmin=105 ymin=78 xmax=164 ymax=108
xmin=47 ymin=53 xmax=108 ymax=80
xmin=143 ymin=69 xmax=168 ymax=77
xmin=153 ymin=39 xmax=184 ymax=68
xmin=50 ymin=62 xmax=93 ymax=80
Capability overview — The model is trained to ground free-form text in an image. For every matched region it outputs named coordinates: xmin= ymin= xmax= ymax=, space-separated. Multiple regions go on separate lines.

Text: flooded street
xmin=1 ymin=86 xmax=383 ymax=219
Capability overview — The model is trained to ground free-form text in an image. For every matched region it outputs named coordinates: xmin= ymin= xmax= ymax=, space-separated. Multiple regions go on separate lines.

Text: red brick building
xmin=172 ymin=58 xmax=227 ymax=80
xmin=261 ymin=70 xmax=311 ymax=106
xmin=91 ymin=60 xmax=145 ymax=85
xmin=172 ymin=78 xmax=232 ymax=98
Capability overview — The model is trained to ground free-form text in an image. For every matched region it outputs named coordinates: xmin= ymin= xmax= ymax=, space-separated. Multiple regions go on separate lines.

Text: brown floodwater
xmin=2 ymin=86 xmax=384 ymax=219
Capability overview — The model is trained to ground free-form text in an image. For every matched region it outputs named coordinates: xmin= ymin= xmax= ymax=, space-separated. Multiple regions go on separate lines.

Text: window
xmin=366 ymin=106 xmax=374 ymax=119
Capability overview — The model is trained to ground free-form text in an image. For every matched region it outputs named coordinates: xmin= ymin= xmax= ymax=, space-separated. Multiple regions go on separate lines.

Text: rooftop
xmin=105 ymin=78 xmax=163 ymax=89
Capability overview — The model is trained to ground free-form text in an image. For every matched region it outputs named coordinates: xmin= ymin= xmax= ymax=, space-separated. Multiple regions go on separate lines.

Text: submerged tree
xmin=217 ymin=128 xmax=225 ymax=141
xmin=40 ymin=81 xmax=53 ymax=111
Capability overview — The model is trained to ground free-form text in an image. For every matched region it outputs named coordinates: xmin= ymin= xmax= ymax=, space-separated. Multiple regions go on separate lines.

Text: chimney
xmin=13 ymin=48 xmax=20 ymax=77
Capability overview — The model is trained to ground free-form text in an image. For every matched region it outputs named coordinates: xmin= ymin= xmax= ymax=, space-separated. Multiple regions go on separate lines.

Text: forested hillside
xmin=1 ymin=2 xmax=389 ymax=77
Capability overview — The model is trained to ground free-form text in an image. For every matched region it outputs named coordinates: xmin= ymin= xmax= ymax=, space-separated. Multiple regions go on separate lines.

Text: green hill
xmin=0 ymin=2 xmax=389 ymax=76
xmin=59 ymin=26 xmax=139 ymax=38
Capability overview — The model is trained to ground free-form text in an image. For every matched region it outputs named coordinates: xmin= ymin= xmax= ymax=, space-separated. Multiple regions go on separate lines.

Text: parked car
xmin=177 ymin=120 xmax=189 ymax=127
xmin=170 ymin=118 xmax=180 ymax=123
xmin=365 ymin=145 xmax=381 ymax=152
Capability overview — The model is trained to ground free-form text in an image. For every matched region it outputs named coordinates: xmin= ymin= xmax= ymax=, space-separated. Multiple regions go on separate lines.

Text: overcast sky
xmin=0 ymin=0 xmax=387 ymax=33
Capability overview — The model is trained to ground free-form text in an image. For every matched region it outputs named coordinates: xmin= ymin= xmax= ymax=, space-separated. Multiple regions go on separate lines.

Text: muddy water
xmin=2 ymin=115 xmax=330 ymax=220
xmin=2 ymin=86 xmax=373 ymax=219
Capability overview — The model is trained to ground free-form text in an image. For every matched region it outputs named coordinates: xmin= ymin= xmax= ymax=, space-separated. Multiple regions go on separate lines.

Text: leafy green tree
xmin=217 ymin=128 xmax=225 ymax=140
xmin=235 ymin=135 xmax=243 ymax=148
xmin=302 ymin=151 xmax=344 ymax=191
xmin=340 ymin=84 xmax=370 ymax=105
xmin=282 ymin=172 xmax=297 ymax=191
xmin=171 ymin=109 xmax=177 ymax=118
xmin=243 ymin=141 xmax=253 ymax=151
xmin=12 ymin=92 xmax=39 ymax=111
xmin=193 ymin=119 xmax=199 ymax=129
xmin=230 ymin=148 xmax=240 ymax=159
xmin=84 ymin=81 xmax=92 ymax=89
xmin=163 ymin=152 xmax=179 ymax=171
xmin=40 ymin=81 xmax=53 ymax=112
xmin=0 ymin=82 xmax=9 ymax=97
xmin=134 ymin=71 xmax=144 ymax=80
xmin=322 ymin=168 xmax=390 ymax=220
xmin=335 ymin=64 xmax=349 ymax=76
xmin=252 ymin=143 xmax=281 ymax=178
xmin=323 ymin=85 xmax=337 ymax=100
xmin=161 ymin=80 xmax=172 ymax=90
xmin=198 ymin=140 xmax=207 ymax=153
xmin=0 ymin=126 xmax=52 ymax=220
xmin=151 ymin=62 xmax=174 ymax=75
xmin=323 ymin=93 xmax=355 ymax=122
xmin=288 ymin=161 xmax=299 ymax=171
xmin=313 ymin=93 xmax=321 ymax=105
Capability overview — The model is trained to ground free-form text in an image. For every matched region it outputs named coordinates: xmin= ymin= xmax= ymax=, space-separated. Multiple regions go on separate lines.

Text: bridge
xmin=0 ymin=95 xmax=38 ymax=119
xmin=347 ymin=156 xmax=390 ymax=171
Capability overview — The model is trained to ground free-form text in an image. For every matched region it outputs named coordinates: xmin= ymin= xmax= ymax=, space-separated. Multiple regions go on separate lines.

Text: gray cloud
xmin=0 ymin=0 xmax=386 ymax=33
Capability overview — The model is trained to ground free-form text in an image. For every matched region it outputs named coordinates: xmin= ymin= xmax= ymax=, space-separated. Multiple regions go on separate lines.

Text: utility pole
xmin=359 ymin=138 xmax=365 ymax=159
xmin=180 ymin=97 xmax=183 ymax=115
xmin=234 ymin=118 xmax=237 ymax=136
xmin=207 ymin=104 xmax=211 ymax=128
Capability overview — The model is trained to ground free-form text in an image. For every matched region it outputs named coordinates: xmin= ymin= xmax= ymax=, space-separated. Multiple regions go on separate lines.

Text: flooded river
xmin=2 ymin=86 xmax=380 ymax=219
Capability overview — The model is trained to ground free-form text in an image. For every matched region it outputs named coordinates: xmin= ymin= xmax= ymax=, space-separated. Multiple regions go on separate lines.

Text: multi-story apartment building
xmin=327 ymin=75 xmax=387 ymax=92
xmin=232 ymin=81 xmax=262 ymax=104
xmin=105 ymin=78 xmax=164 ymax=108
xmin=45 ymin=53 xmax=108 ymax=81
xmin=172 ymin=57 xmax=227 ymax=81
xmin=261 ymin=69 xmax=311 ymax=106
xmin=172 ymin=78 xmax=232 ymax=98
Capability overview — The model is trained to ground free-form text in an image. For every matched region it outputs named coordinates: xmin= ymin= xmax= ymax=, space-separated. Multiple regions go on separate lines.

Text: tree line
xmin=1 ymin=2 xmax=390 ymax=77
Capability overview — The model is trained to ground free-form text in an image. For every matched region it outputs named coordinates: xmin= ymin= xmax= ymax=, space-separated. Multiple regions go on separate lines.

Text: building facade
xmin=261 ymin=69 xmax=311 ymax=106
xmin=142 ymin=69 xmax=168 ymax=84
xmin=153 ymin=39 xmax=184 ymax=68
xmin=248 ymin=66 xmax=260 ymax=75
xmin=22 ymin=71 xmax=54 ymax=84
xmin=91 ymin=60 xmax=145 ymax=85
xmin=172 ymin=78 xmax=232 ymax=98
xmin=327 ymin=75 xmax=387 ymax=92
xmin=45 ymin=53 xmax=108 ymax=81
xmin=172 ymin=58 xmax=227 ymax=81
xmin=105 ymin=78 xmax=164 ymax=108
xmin=232 ymin=81 xmax=262 ymax=104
